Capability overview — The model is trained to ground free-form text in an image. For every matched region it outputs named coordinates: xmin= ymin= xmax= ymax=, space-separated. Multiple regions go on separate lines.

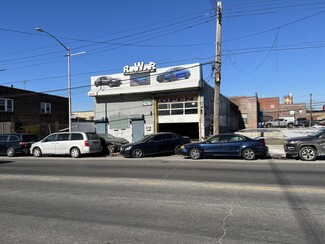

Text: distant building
xmin=0 ymin=85 xmax=68 ymax=138
xmin=259 ymin=95 xmax=307 ymax=121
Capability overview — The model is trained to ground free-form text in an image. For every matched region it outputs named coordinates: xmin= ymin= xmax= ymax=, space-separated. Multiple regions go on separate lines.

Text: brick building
xmin=228 ymin=96 xmax=259 ymax=129
xmin=0 ymin=85 xmax=68 ymax=138
xmin=259 ymin=96 xmax=307 ymax=121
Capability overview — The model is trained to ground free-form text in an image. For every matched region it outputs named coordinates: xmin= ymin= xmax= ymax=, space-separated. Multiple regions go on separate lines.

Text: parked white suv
xmin=30 ymin=132 xmax=102 ymax=158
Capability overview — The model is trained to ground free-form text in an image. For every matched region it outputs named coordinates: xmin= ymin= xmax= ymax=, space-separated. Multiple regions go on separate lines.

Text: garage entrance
xmin=158 ymin=122 xmax=199 ymax=140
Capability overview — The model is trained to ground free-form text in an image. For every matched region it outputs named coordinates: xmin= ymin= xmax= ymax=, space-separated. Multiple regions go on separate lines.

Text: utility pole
xmin=213 ymin=1 xmax=222 ymax=134
xmin=310 ymin=93 xmax=313 ymax=125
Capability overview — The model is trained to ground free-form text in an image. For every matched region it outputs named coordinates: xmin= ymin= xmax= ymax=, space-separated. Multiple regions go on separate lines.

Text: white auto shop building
xmin=88 ymin=62 xmax=238 ymax=142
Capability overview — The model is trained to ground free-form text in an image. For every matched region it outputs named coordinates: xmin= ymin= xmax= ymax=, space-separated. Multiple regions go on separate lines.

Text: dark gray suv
xmin=0 ymin=133 xmax=39 ymax=157
xmin=284 ymin=128 xmax=325 ymax=161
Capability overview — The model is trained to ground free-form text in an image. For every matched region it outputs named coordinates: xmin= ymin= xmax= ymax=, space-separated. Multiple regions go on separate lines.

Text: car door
xmin=146 ymin=134 xmax=164 ymax=155
xmin=318 ymin=132 xmax=325 ymax=154
xmin=40 ymin=134 xmax=58 ymax=154
xmin=222 ymin=135 xmax=245 ymax=156
xmin=162 ymin=133 xmax=177 ymax=153
xmin=55 ymin=133 xmax=71 ymax=155
xmin=203 ymin=135 xmax=225 ymax=156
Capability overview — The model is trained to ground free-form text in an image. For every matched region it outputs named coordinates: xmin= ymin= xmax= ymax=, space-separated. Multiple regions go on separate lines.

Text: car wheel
xmin=174 ymin=145 xmax=182 ymax=155
xmin=170 ymin=75 xmax=176 ymax=81
xmin=189 ymin=148 xmax=202 ymax=159
xmin=287 ymin=123 xmax=293 ymax=128
xmin=6 ymin=147 xmax=15 ymax=157
xmin=108 ymin=144 xmax=115 ymax=154
xmin=299 ymin=146 xmax=317 ymax=161
xmin=131 ymin=148 xmax=143 ymax=158
xmin=242 ymin=148 xmax=256 ymax=160
xmin=33 ymin=147 xmax=42 ymax=157
xmin=266 ymin=124 xmax=272 ymax=128
xmin=70 ymin=147 xmax=81 ymax=158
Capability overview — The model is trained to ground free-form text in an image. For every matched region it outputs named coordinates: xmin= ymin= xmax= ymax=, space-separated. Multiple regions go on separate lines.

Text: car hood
xmin=286 ymin=136 xmax=316 ymax=142
xmin=113 ymin=137 xmax=129 ymax=144
xmin=121 ymin=141 xmax=144 ymax=148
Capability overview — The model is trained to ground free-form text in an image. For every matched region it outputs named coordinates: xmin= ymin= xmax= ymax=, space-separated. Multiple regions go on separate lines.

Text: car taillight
xmin=84 ymin=140 xmax=89 ymax=147
xmin=19 ymin=142 xmax=28 ymax=148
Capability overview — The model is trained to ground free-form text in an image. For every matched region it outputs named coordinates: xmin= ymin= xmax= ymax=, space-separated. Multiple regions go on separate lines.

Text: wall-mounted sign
xmin=123 ymin=62 xmax=156 ymax=75
xmin=88 ymin=63 xmax=202 ymax=97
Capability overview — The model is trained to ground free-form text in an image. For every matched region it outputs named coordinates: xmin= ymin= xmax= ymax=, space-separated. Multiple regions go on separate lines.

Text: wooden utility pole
xmin=213 ymin=1 xmax=222 ymax=134
xmin=310 ymin=93 xmax=313 ymax=125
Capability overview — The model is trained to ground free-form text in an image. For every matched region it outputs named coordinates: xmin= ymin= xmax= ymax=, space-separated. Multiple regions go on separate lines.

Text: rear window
xmin=22 ymin=135 xmax=39 ymax=142
xmin=86 ymin=133 xmax=100 ymax=140
xmin=71 ymin=133 xmax=84 ymax=140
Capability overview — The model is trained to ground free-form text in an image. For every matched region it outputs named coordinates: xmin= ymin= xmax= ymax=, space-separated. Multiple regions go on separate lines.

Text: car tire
xmin=33 ymin=147 xmax=42 ymax=157
xmin=298 ymin=146 xmax=317 ymax=161
xmin=131 ymin=148 xmax=143 ymax=158
xmin=242 ymin=148 xmax=256 ymax=160
xmin=156 ymin=76 xmax=163 ymax=82
xmin=266 ymin=124 xmax=272 ymax=128
xmin=108 ymin=144 xmax=115 ymax=154
xmin=170 ymin=75 xmax=176 ymax=81
xmin=70 ymin=147 xmax=81 ymax=158
xmin=189 ymin=148 xmax=202 ymax=160
xmin=287 ymin=123 xmax=293 ymax=128
xmin=174 ymin=145 xmax=182 ymax=155
xmin=6 ymin=147 xmax=15 ymax=157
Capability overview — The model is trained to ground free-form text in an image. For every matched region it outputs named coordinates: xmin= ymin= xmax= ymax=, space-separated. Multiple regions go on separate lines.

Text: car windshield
xmin=137 ymin=135 xmax=152 ymax=143
xmin=308 ymin=129 xmax=325 ymax=137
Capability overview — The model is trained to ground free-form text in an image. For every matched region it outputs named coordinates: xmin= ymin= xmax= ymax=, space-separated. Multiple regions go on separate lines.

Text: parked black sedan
xmin=178 ymin=133 xmax=268 ymax=160
xmin=119 ymin=132 xmax=191 ymax=158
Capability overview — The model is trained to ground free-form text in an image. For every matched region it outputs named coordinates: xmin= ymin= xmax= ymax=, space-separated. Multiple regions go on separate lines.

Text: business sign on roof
xmin=88 ymin=62 xmax=202 ymax=97
xmin=123 ymin=62 xmax=156 ymax=75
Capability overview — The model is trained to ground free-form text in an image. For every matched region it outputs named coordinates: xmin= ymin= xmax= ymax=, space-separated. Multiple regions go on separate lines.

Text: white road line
xmin=1 ymin=174 xmax=324 ymax=194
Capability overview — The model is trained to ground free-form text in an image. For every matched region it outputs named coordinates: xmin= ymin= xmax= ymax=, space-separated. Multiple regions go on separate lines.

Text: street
xmin=0 ymin=156 xmax=324 ymax=244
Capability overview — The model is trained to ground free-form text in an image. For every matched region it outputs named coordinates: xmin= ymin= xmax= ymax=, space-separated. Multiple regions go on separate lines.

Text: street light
xmin=36 ymin=27 xmax=72 ymax=132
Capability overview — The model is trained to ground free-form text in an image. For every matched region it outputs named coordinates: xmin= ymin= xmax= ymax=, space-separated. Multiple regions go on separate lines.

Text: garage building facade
xmin=88 ymin=62 xmax=240 ymax=142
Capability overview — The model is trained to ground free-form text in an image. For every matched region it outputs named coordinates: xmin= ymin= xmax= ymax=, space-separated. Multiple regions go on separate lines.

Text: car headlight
xmin=286 ymin=140 xmax=299 ymax=144
xmin=125 ymin=146 xmax=132 ymax=151
xmin=180 ymin=145 xmax=185 ymax=149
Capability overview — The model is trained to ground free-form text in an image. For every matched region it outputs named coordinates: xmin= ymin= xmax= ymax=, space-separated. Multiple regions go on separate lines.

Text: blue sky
xmin=1 ymin=0 xmax=324 ymax=111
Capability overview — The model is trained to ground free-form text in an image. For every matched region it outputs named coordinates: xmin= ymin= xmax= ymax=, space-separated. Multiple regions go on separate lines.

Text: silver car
xmin=30 ymin=132 xmax=102 ymax=158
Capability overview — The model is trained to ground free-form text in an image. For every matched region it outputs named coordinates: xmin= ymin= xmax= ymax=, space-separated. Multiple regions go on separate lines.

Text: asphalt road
xmin=0 ymin=156 xmax=324 ymax=244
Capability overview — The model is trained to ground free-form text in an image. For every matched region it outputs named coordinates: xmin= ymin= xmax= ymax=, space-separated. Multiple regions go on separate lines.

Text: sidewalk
xmin=267 ymin=144 xmax=286 ymax=159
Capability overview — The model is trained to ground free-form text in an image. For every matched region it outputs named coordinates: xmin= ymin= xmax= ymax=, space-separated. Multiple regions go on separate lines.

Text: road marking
xmin=1 ymin=174 xmax=324 ymax=194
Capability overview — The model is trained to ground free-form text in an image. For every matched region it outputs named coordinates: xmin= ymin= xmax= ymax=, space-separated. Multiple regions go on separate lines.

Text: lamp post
xmin=36 ymin=27 xmax=72 ymax=132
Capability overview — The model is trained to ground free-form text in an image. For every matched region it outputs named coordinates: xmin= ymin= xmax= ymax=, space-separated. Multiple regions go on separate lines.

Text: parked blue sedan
xmin=178 ymin=133 xmax=268 ymax=160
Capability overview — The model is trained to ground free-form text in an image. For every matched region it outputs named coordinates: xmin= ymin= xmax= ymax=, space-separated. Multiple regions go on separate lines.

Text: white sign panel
xmin=88 ymin=63 xmax=202 ymax=97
